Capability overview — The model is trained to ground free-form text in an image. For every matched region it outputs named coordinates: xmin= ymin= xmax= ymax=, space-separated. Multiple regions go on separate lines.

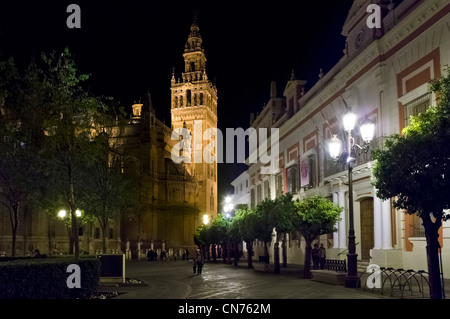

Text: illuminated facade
xmin=231 ymin=0 xmax=450 ymax=277
xmin=118 ymin=18 xmax=218 ymax=256
xmin=170 ymin=17 xmax=218 ymax=224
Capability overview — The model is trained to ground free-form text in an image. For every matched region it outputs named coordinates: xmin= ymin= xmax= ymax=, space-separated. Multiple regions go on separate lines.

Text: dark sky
xmin=0 ymin=0 xmax=354 ymax=197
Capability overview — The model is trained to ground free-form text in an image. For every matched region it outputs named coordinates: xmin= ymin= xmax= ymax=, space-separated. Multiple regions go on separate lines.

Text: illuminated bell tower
xmin=170 ymin=16 xmax=218 ymax=224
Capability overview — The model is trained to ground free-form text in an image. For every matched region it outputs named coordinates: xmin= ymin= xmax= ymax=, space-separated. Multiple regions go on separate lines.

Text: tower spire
xmin=185 ymin=12 xmax=203 ymax=53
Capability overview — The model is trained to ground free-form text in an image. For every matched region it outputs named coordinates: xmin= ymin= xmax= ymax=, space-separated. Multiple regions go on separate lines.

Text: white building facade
xmin=230 ymin=0 xmax=450 ymax=277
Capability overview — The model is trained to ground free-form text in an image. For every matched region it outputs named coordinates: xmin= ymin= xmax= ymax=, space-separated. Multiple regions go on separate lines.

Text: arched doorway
xmin=360 ymin=198 xmax=374 ymax=260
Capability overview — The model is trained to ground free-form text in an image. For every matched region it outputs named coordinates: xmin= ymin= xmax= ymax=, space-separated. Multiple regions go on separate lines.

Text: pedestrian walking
xmin=173 ymin=250 xmax=178 ymax=261
xmin=312 ymin=244 xmax=319 ymax=270
xmin=192 ymin=257 xmax=197 ymax=274
xmin=318 ymin=243 xmax=326 ymax=270
xmin=196 ymin=249 xmax=204 ymax=275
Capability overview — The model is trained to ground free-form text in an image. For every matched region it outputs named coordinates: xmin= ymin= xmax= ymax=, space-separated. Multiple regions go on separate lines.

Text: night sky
xmin=0 ymin=0 xmax=354 ymax=198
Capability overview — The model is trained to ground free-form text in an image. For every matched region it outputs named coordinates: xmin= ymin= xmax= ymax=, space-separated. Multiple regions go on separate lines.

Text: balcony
xmin=324 ymin=136 xmax=389 ymax=179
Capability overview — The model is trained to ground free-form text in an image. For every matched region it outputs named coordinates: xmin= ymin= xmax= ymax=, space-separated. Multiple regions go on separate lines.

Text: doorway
xmin=360 ymin=198 xmax=374 ymax=260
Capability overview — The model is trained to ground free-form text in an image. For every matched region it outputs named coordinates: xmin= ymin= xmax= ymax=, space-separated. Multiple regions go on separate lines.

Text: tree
xmin=271 ymin=193 xmax=297 ymax=273
xmin=194 ymin=224 xmax=210 ymax=256
xmin=293 ymin=195 xmax=342 ymax=279
xmin=79 ymin=132 xmax=131 ymax=254
xmin=208 ymin=213 xmax=229 ymax=263
xmin=236 ymin=205 xmax=259 ymax=269
xmin=38 ymin=48 xmax=112 ymax=258
xmin=253 ymin=198 xmax=275 ymax=267
xmin=0 ymin=58 xmax=46 ymax=256
xmin=228 ymin=205 xmax=246 ymax=266
xmin=372 ymin=68 xmax=450 ymax=299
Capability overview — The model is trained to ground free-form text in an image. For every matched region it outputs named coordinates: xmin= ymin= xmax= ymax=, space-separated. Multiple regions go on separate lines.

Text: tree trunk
xmin=68 ymin=162 xmax=79 ymax=259
xmin=282 ymin=233 xmax=287 ymax=268
xmin=303 ymin=239 xmax=312 ymax=279
xmin=212 ymin=244 xmax=217 ymax=263
xmin=422 ymin=214 xmax=443 ymax=299
xmin=233 ymin=242 xmax=239 ymax=266
xmin=71 ymin=207 xmax=79 ymax=258
xmin=222 ymin=242 xmax=227 ymax=264
xmin=101 ymin=225 xmax=108 ymax=254
xmin=246 ymin=241 xmax=253 ymax=269
xmin=9 ymin=205 xmax=19 ymax=257
xmin=11 ymin=225 xmax=17 ymax=257
xmin=264 ymin=242 xmax=269 ymax=264
xmin=274 ymin=241 xmax=280 ymax=274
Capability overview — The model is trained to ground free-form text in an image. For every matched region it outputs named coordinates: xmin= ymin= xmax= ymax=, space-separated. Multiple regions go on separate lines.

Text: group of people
xmin=312 ymin=243 xmax=326 ymax=270
xmin=146 ymin=249 xmax=190 ymax=262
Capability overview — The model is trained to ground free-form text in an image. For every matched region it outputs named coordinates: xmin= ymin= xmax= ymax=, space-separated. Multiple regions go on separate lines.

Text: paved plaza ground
xmin=98 ymin=258 xmax=448 ymax=300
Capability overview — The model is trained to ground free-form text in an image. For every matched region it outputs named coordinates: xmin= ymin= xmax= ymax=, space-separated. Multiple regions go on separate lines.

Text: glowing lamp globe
xmin=328 ymin=135 xmax=342 ymax=160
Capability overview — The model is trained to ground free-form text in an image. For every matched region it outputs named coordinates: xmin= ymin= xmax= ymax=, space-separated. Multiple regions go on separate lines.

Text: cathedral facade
xmin=0 ymin=19 xmax=218 ymax=257
xmin=120 ymin=18 xmax=218 ymax=255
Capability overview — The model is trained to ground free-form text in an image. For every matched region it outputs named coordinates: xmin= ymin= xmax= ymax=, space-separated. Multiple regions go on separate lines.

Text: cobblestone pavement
xmin=99 ymin=259 xmax=426 ymax=299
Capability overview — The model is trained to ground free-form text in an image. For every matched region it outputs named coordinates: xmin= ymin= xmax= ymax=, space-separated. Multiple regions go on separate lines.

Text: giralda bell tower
xmin=170 ymin=16 xmax=218 ymax=224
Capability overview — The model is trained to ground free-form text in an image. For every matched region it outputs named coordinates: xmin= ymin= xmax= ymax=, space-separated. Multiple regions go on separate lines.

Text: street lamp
xmin=58 ymin=209 xmax=82 ymax=219
xmin=58 ymin=209 xmax=67 ymax=219
xmin=327 ymin=109 xmax=375 ymax=288
xmin=223 ymin=196 xmax=234 ymax=219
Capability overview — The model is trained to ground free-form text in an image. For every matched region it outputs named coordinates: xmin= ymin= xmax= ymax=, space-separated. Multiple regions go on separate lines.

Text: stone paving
xmin=98 ymin=259 xmax=437 ymax=300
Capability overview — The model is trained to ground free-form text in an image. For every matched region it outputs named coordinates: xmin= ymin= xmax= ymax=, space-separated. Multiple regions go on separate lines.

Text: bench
xmin=311 ymin=259 xmax=347 ymax=285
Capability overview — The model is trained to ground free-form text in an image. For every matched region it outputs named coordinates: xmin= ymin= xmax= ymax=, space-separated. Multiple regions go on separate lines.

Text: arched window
xmin=174 ymin=96 xmax=178 ymax=108
xmin=186 ymin=90 xmax=191 ymax=107
xmin=210 ymin=187 xmax=214 ymax=212
xmin=200 ymin=93 xmax=204 ymax=105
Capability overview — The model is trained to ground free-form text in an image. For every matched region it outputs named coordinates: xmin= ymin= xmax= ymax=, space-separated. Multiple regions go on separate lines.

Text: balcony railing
xmin=324 ymin=136 xmax=389 ymax=178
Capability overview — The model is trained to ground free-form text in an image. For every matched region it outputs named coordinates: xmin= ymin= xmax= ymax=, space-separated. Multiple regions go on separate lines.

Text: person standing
xmin=318 ymin=243 xmax=326 ymax=270
xmin=196 ymin=249 xmax=204 ymax=275
xmin=312 ymin=244 xmax=319 ymax=270
xmin=192 ymin=257 xmax=197 ymax=274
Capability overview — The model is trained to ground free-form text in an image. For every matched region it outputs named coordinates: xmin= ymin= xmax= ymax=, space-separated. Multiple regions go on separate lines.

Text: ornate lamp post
xmin=328 ymin=109 xmax=375 ymax=288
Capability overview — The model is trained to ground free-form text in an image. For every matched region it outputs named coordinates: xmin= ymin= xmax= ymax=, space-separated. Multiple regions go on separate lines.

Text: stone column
xmin=381 ymin=199 xmax=393 ymax=250
xmin=332 ymin=192 xmax=339 ymax=249
xmin=373 ymin=192 xmax=382 ymax=250
xmin=338 ymin=191 xmax=347 ymax=249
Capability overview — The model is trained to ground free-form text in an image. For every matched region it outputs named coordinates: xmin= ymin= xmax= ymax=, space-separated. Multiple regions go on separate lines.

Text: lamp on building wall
xmin=327 ymin=109 xmax=375 ymax=288
xmin=203 ymin=214 xmax=210 ymax=225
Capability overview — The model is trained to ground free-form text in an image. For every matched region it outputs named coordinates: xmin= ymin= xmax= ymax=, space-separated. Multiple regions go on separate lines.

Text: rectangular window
xmin=256 ymin=184 xmax=262 ymax=204
xmin=410 ymin=214 xmax=426 ymax=237
xmin=250 ymin=188 xmax=255 ymax=208
xmin=406 ymin=93 xmax=431 ymax=126
xmin=264 ymin=179 xmax=270 ymax=199
xmin=286 ymin=164 xmax=299 ymax=194
xmin=276 ymin=173 xmax=283 ymax=197
xmin=308 ymin=155 xmax=317 ymax=188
